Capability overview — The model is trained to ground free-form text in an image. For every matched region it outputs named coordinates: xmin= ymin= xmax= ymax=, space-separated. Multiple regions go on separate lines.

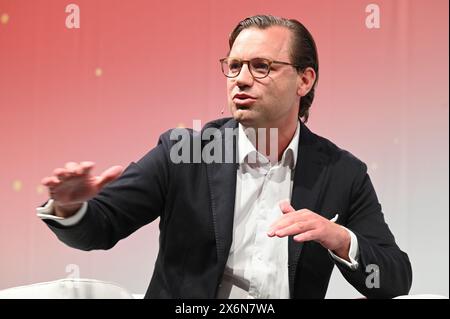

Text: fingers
xmin=293 ymin=230 xmax=317 ymax=243
xmin=64 ymin=161 xmax=95 ymax=175
xmin=51 ymin=162 xmax=96 ymax=181
xmin=268 ymin=214 xmax=297 ymax=235
xmin=52 ymin=167 xmax=70 ymax=181
xmin=279 ymin=199 xmax=295 ymax=214
xmin=64 ymin=162 xmax=79 ymax=172
xmin=96 ymin=165 xmax=124 ymax=189
xmin=41 ymin=176 xmax=61 ymax=187
xmin=41 ymin=162 xmax=120 ymax=196
xmin=79 ymin=161 xmax=95 ymax=175
xmin=266 ymin=200 xmax=297 ymax=235
xmin=270 ymin=220 xmax=315 ymax=238
xmin=268 ymin=209 xmax=309 ymax=236
xmin=41 ymin=162 xmax=96 ymax=196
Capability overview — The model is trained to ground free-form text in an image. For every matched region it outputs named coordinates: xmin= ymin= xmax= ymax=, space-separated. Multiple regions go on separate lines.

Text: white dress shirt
xmin=216 ymin=122 xmax=359 ymax=298
xmin=37 ymin=121 xmax=359 ymax=299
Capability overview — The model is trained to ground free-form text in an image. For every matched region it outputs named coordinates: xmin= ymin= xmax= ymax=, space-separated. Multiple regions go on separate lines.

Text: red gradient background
xmin=0 ymin=0 xmax=448 ymax=297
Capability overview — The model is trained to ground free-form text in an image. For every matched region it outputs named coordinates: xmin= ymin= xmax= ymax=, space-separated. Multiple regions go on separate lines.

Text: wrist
xmin=333 ymin=227 xmax=351 ymax=261
xmin=54 ymin=202 xmax=83 ymax=218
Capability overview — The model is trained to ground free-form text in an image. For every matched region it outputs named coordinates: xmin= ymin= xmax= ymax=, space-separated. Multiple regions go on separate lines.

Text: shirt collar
xmin=238 ymin=120 xmax=300 ymax=168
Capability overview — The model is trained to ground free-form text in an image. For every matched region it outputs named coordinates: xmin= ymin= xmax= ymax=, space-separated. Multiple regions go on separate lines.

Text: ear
xmin=297 ymin=67 xmax=316 ymax=97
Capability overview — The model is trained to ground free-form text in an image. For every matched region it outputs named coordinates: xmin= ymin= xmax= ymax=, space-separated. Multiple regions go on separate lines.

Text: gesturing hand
xmin=268 ymin=201 xmax=351 ymax=261
xmin=41 ymin=161 xmax=124 ymax=217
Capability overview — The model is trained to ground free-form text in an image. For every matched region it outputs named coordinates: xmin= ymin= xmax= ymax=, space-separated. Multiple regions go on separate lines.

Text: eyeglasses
xmin=220 ymin=57 xmax=300 ymax=79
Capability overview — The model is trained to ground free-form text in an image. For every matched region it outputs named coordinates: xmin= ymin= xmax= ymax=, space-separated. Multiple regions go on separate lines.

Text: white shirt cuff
xmin=328 ymin=227 xmax=359 ymax=270
xmin=36 ymin=199 xmax=88 ymax=227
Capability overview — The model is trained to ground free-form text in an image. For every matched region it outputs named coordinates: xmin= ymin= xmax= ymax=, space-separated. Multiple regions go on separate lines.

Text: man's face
xmin=227 ymin=26 xmax=301 ymax=129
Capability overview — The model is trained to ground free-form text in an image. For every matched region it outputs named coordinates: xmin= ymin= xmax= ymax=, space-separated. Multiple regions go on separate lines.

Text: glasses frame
xmin=219 ymin=57 xmax=301 ymax=79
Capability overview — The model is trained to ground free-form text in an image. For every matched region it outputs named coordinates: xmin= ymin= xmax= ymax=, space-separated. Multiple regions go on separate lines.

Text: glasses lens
xmin=220 ymin=58 xmax=271 ymax=78
xmin=250 ymin=58 xmax=270 ymax=78
xmin=222 ymin=58 xmax=242 ymax=77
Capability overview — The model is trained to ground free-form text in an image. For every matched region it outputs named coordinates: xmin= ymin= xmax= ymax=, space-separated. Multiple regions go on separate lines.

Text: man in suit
xmin=38 ymin=15 xmax=412 ymax=298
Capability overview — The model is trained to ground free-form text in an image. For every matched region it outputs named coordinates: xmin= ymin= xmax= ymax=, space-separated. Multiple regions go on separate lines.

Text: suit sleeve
xmin=335 ymin=162 xmax=413 ymax=298
xmin=44 ymin=132 xmax=172 ymax=251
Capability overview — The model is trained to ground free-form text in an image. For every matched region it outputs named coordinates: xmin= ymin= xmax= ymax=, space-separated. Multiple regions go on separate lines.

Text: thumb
xmin=279 ymin=199 xmax=295 ymax=214
xmin=96 ymin=165 xmax=124 ymax=189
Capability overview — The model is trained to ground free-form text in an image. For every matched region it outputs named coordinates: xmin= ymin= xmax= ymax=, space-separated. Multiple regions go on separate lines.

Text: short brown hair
xmin=229 ymin=15 xmax=319 ymax=123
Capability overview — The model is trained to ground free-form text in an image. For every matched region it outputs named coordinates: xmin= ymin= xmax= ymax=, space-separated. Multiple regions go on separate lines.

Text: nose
xmin=234 ymin=63 xmax=254 ymax=88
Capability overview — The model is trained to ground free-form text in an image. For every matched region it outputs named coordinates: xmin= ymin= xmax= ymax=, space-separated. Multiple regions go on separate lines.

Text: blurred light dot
xmin=0 ymin=13 xmax=9 ymax=25
xmin=177 ymin=123 xmax=185 ymax=128
xmin=12 ymin=180 xmax=22 ymax=192
xmin=95 ymin=68 xmax=103 ymax=77
xmin=36 ymin=184 xmax=45 ymax=195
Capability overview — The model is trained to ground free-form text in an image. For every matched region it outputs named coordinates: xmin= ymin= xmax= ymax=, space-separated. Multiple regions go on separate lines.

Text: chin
xmin=231 ymin=107 xmax=260 ymax=128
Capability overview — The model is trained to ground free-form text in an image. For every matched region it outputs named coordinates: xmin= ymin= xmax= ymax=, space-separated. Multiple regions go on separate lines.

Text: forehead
xmin=229 ymin=26 xmax=293 ymax=60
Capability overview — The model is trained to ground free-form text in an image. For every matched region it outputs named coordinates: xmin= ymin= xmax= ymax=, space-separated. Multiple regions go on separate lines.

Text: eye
xmin=251 ymin=59 xmax=270 ymax=73
xmin=228 ymin=59 xmax=242 ymax=72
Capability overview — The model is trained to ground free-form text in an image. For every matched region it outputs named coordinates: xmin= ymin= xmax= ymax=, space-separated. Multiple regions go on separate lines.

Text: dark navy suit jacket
xmin=45 ymin=118 xmax=412 ymax=298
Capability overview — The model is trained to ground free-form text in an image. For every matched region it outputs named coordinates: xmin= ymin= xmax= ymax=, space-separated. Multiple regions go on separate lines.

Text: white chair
xmin=394 ymin=294 xmax=448 ymax=299
xmin=1 ymin=280 xmax=446 ymax=299
xmin=0 ymin=278 xmax=135 ymax=299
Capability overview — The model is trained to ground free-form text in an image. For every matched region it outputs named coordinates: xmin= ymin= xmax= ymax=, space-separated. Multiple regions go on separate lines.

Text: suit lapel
xmin=206 ymin=120 xmax=239 ymax=265
xmin=205 ymin=119 xmax=330 ymax=295
xmin=288 ymin=122 xmax=330 ymax=296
